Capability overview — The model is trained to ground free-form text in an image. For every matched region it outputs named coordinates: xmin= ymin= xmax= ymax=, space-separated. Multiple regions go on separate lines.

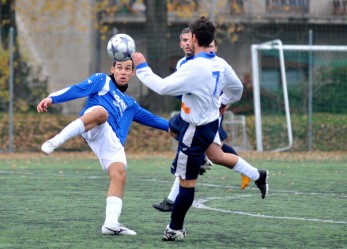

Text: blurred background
xmin=0 ymin=0 xmax=346 ymax=153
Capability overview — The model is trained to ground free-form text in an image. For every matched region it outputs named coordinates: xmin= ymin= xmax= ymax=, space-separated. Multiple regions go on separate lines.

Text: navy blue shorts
xmin=169 ymin=114 xmax=186 ymax=139
xmin=218 ymin=115 xmax=228 ymax=141
xmin=170 ymin=113 xmax=227 ymax=141
xmin=171 ymin=118 xmax=220 ymax=180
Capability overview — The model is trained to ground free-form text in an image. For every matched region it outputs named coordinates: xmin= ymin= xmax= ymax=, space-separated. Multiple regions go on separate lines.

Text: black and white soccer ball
xmin=107 ymin=33 xmax=136 ymax=61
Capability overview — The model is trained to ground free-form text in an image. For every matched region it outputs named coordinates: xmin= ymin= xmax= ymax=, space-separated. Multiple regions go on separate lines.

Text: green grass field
xmin=0 ymin=152 xmax=346 ymax=249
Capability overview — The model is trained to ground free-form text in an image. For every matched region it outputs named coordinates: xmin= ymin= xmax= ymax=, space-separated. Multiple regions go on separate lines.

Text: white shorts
xmin=81 ymin=106 xmax=127 ymax=171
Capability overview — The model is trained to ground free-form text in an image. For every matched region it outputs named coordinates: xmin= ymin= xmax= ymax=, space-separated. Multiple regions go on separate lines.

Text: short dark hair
xmin=180 ymin=27 xmax=191 ymax=40
xmin=112 ymin=59 xmax=134 ymax=69
xmin=189 ymin=16 xmax=215 ymax=47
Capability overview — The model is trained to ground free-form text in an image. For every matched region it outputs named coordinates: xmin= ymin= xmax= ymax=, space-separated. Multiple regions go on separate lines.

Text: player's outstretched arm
xmin=37 ymin=97 xmax=53 ymax=113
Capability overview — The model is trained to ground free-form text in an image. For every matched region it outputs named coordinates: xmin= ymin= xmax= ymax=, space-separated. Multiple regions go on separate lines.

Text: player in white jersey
xmin=37 ymin=58 xmax=169 ymax=236
xmin=152 ymin=30 xmax=250 ymax=212
xmin=132 ymin=17 xmax=268 ymax=241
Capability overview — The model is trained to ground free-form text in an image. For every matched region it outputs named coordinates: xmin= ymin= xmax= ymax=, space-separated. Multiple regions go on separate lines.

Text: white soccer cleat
xmin=199 ymin=156 xmax=213 ymax=175
xmin=201 ymin=157 xmax=213 ymax=170
xmin=102 ymin=223 xmax=137 ymax=235
xmin=41 ymin=139 xmax=59 ymax=155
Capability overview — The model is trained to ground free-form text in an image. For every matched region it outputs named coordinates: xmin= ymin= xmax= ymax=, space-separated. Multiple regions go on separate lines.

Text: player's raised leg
xmin=41 ymin=106 xmax=108 ymax=155
xmin=206 ymin=143 xmax=268 ymax=199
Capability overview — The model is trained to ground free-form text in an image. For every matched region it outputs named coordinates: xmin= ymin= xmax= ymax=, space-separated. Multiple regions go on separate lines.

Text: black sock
xmin=170 ymin=186 xmax=195 ymax=230
xmin=222 ymin=143 xmax=238 ymax=156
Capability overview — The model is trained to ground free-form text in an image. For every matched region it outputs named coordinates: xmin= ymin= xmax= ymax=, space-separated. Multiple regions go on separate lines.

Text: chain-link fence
xmin=0 ymin=0 xmax=346 ymax=152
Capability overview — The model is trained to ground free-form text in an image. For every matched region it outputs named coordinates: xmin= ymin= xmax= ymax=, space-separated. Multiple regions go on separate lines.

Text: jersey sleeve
xmin=135 ymin=62 xmax=194 ymax=96
xmin=49 ymin=73 xmax=106 ymax=104
xmin=133 ymin=105 xmax=169 ymax=132
xmin=219 ymin=64 xmax=243 ymax=106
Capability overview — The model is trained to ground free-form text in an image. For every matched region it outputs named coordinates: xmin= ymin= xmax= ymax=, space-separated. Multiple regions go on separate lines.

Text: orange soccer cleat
xmin=240 ymin=174 xmax=251 ymax=190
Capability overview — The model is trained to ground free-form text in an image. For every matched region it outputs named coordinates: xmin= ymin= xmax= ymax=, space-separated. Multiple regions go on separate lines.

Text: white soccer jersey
xmin=175 ymin=55 xmax=194 ymax=70
xmin=136 ymin=52 xmax=243 ymax=126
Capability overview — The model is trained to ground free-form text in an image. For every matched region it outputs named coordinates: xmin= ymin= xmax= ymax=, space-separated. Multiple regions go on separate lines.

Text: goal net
xmin=170 ymin=111 xmax=250 ymax=152
xmin=251 ymin=40 xmax=347 ymax=151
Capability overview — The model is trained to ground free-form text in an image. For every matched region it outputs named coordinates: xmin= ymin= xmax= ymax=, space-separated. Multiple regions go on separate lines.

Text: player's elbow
xmin=153 ymin=87 xmax=170 ymax=95
xmin=235 ymin=92 xmax=243 ymax=102
xmin=235 ymin=84 xmax=243 ymax=101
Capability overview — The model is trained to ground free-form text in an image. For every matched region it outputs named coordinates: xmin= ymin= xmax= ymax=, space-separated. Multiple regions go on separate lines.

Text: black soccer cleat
xmin=153 ymin=198 xmax=174 ymax=212
xmin=255 ymin=170 xmax=268 ymax=199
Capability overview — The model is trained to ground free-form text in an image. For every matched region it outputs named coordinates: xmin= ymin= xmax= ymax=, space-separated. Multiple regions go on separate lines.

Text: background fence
xmin=254 ymin=41 xmax=347 ymax=151
xmin=0 ymin=0 xmax=346 ymax=152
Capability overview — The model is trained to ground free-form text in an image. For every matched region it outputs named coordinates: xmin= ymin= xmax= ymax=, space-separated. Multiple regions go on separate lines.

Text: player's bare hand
xmin=131 ymin=52 xmax=146 ymax=67
xmin=219 ymin=104 xmax=228 ymax=116
xmin=37 ymin=97 xmax=53 ymax=113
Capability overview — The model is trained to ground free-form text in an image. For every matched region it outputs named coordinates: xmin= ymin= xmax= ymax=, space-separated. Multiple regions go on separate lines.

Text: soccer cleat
xmin=240 ymin=174 xmax=251 ymax=190
xmin=199 ymin=157 xmax=213 ymax=175
xmin=255 ymin=170 xmax=269 ymax=199
xmin=201 ymin=157 xmax=213 ymax=171
xmin=153 ymin=198 xmax=174 ymax=212
xmin=101 ymin=223 xmax=137 ymax=235
xmin=163 ymin=225 xmax=186 ymax=241
xmin=41 ymin=138 xmax=60 ymax=155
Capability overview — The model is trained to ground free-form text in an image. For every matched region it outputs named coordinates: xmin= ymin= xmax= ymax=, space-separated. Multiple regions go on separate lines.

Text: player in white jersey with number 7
xmin=132 ymin=16 xmax=268 ymax=241
xmin=152 ymin=29 xmax=250 ymax=212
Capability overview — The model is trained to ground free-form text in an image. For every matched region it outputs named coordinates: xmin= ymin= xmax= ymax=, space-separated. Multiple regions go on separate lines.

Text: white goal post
xmin=251 ymin=39 xmax=347 ymax=152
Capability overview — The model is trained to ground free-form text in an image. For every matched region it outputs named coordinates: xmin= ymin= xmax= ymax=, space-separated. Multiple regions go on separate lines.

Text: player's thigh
xmin=169 ymin=113 xmax=187 ymax=140
xmin=173 ymin=119 xmax=219 ymax=180
xmin=82 ymin=121 xmax=127 ymax=171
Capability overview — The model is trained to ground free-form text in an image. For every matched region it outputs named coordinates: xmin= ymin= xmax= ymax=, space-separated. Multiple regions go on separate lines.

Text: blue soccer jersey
xmin=49 ymin=73 xmax=168 ymax=145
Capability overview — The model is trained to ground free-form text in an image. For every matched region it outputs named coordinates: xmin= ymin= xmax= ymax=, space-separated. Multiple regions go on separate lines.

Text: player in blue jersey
xmin=37 ymin=58 xmax=169 ymax=236
xmin=152 ymin=30 xmax=250 ymax=212
xmin=132 ymin=17 xmax=268 ymax=241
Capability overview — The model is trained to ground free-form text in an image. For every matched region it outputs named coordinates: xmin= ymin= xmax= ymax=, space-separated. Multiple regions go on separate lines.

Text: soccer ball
xmin=107 ymin=33 xmax=136 ymax=61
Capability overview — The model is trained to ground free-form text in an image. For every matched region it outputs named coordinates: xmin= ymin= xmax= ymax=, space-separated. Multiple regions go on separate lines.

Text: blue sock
xmin=170 ymin=186 xmax=195 ymax=230
xmin=222 ymin=143 xmax=238 ymax=156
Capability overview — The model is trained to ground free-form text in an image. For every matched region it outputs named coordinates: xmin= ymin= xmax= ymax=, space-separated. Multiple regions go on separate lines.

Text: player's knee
xmin=108 ymin=163 xmax=126 ymax=181
xmin=180 ymin=178 xmax=196 ymax=188
xmin=95 ymin=107 xmax=109 ymax=123
xmin=205 ymin=149 xmax=222 ymax=164
xmin=207 ymin=154 xmax=221 ymax=164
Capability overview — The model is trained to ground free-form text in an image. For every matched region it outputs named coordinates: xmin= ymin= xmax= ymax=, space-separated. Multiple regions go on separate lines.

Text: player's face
xmin=180 ymin=32 xmax=193 ymax=57
xmin=209 ymin=40 xmax=217 ymax=53
xmin=111 ymin=60 xmax=134 ymax=85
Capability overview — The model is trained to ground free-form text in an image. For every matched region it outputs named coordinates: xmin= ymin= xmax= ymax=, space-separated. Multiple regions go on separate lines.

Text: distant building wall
xmin=15 ymin=0 xmax=347 ymax=114
xmin=15 ymin=0 xmax=95 ymax=114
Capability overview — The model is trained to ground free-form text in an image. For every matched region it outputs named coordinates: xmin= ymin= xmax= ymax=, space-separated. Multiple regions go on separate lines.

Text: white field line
xmin=1 ymin=170 xmax=346 ymax=224
xmin=143 ymin=179 xmax=347 ymax=224
xmin=144 ymin=179 xmax=347 ymax=198
xmin=192 ymin=196 xmax=347 ymax=224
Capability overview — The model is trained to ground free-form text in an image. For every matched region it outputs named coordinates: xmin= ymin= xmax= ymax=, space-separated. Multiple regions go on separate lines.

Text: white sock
xmin=104 ymin=196 xmax=122 ymax=226
xmin=167 ymin=177 xmax=180 ymax=202
xmin=232 ymin=157 xmax=260 ymax=181
xmin=51 ymin=119 xmax=85 ymax=147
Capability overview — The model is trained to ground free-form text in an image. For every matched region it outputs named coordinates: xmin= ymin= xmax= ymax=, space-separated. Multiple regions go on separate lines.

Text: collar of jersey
xmin=194 ymin=51 xmax=216 ymax=59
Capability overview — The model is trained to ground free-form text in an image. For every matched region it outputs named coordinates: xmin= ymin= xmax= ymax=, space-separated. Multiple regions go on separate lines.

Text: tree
xmin=0 ymin=0 xmax=49 ymax=112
